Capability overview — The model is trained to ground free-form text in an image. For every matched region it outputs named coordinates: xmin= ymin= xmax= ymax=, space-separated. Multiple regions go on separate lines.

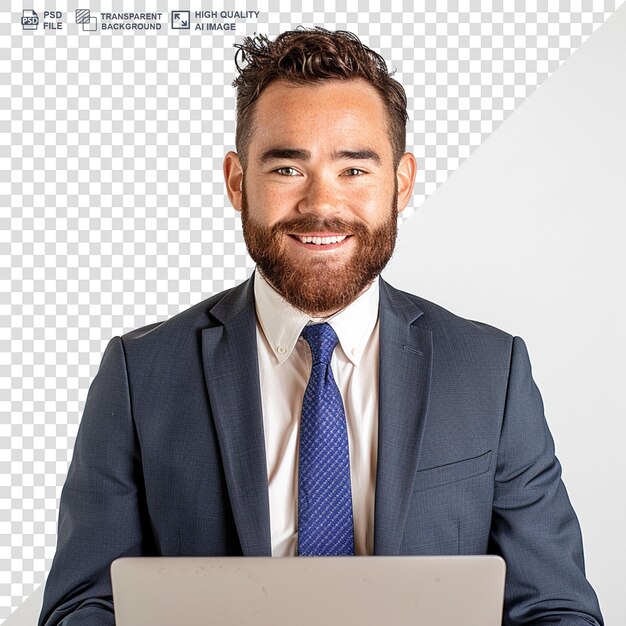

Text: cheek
xmin=262 ymin=186 xmax=303 ymax=219
xmin=348 ymin=185 xmax=394 ymax=219
xmin=247 ymin=183 xmax=294 ymax=223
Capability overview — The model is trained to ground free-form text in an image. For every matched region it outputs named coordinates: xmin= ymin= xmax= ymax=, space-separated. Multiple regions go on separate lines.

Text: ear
xmin=395 ymin=152 xmax=417 ymax=214
xmin=223 ymin=151 xmax=244 ymax=212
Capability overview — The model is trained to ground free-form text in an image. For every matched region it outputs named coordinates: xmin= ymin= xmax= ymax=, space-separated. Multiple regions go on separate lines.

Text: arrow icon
xmin=171 ymin=10 xmax=190 ymax=29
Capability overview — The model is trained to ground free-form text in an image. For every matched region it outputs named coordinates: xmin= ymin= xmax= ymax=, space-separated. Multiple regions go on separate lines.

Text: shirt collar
xmin=254 ymin=270 xmax=380 ymax=366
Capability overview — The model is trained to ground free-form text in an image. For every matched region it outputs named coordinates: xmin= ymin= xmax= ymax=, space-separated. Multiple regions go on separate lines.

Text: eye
xmin=343 ymin=168 xmax=365 ymax=176
xmin=275 ymin=167 xmax=300 ymax=176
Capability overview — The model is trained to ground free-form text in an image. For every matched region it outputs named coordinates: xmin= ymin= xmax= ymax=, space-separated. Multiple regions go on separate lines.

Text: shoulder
xmin=118 ymin=276 xmax=254 ymax=356
xmin=382 ymin=279 xmax=512 ymax=340
xmin=380 ymin=279 xmax=515 ymax=362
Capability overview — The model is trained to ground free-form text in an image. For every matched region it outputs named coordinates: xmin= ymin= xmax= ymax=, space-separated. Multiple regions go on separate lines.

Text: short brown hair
xmin=232 ymin=27 xmax=408 ymax=168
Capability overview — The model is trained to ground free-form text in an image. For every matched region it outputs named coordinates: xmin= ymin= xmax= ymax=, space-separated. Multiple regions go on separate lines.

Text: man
xmin=39 ymin=28 xmax=603 ymax=625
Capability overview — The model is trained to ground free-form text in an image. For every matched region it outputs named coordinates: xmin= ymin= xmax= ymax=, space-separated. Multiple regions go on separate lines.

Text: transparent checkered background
xmin=1 ymin=0 xmax=622 ymax=620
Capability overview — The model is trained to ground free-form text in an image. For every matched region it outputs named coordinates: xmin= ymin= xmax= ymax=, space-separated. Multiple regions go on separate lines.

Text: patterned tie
xmin=298 ymin=323 xmax=355 ymax=556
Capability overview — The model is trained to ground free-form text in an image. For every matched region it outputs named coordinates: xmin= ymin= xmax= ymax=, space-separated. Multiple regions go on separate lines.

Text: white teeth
xmin=297 ymin=235 xmax=347 ymax=245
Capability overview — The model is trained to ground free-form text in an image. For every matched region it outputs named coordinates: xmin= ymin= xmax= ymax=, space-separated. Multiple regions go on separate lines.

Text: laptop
xmin=111 ymin=555 xmax=506 ymax=626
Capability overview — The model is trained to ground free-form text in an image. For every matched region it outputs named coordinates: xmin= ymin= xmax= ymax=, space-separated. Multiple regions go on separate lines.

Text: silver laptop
xmin=111 ymin=555 xmax=505 ymax=626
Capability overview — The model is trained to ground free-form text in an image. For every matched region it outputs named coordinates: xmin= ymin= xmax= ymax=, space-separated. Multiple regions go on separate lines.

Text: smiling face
xmin=224 ymin=78 xmax=416 ymax=316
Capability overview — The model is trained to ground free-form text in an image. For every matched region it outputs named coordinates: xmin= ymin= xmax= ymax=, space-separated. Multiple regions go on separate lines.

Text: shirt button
xmin=277 ymin=345 xmax=287 ymax=355
xmin=351 ymin=348 xmax=359 ymax=357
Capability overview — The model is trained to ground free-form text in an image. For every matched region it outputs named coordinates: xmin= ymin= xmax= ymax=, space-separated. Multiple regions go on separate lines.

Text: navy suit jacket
xmin=39 ymin=275 xmax=603 ymax=625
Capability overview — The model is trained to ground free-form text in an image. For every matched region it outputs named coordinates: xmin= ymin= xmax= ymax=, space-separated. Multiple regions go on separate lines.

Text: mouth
xmin=294 ymin=233 xmax=348 ymax=244
xmin=288 ymin=232 xmax=352 ymax=250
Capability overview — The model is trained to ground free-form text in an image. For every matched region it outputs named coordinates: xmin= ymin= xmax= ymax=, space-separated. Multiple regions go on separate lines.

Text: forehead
xmin=248 ymin=79 xmax=394 ymax=159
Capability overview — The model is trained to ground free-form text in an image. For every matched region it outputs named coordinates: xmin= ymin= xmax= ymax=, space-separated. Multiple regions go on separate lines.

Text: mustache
xmin=270 ymin=216 xmax=369 ymax=237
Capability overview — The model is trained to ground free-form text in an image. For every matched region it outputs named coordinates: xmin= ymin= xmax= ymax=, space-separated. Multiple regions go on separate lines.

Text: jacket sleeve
xmin=38 ymin=336 xmax=154 ymax=626
xmin=490 ymin=336 xmax=603 ymax=626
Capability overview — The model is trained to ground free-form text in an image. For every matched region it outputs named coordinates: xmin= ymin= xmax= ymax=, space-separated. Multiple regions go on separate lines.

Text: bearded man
xmin=39 ymin=28 xmax=603 ymax=626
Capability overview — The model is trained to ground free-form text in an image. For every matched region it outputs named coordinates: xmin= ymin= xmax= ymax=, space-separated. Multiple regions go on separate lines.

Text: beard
xmin=240 ymin=185 xmax=399 ymax=316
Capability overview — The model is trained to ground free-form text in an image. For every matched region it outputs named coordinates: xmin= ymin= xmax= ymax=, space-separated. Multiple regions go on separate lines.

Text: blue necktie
xmin=298 ymin=323 xmax=355 ymax=556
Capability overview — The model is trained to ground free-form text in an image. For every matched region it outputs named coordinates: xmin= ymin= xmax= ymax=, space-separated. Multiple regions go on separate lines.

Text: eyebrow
xmin=259 ymin=148 xmax=381 ymax=165
xmin=260 ymin=148 xmax=311 ymax=163
xmin=333 ymin=149 xmax=381 ymax=165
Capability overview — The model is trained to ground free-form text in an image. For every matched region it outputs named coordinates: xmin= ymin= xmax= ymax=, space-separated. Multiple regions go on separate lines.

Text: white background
xmin=386 ymin=6 xmax=626 ymax=623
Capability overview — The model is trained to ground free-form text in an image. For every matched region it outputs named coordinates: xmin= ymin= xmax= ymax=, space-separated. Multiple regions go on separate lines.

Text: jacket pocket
xmin=412 ymin=450 xmax=492 ymax=492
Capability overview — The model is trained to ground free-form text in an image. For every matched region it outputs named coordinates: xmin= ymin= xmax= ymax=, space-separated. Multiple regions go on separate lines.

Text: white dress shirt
xmin=253 ymin=270 xmax=380 ymax=556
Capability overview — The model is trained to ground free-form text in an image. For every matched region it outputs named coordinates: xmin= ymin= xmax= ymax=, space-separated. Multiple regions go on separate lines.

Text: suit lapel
xmin=201 ymin=275 xmax=272 ymax=556
xmin=200 ymin=274 xmax=432 ymax=556
xmin=374 ymin=279 xmax=433 ymax=554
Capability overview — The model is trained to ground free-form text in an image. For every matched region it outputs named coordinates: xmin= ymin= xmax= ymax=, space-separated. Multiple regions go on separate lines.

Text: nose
xmin=297 ymin=174 xmax=340 ymax=217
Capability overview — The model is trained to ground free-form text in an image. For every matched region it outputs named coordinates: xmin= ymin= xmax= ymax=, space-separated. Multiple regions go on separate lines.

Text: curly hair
xmin=232 ymin=27 xmax=408 ymax=167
